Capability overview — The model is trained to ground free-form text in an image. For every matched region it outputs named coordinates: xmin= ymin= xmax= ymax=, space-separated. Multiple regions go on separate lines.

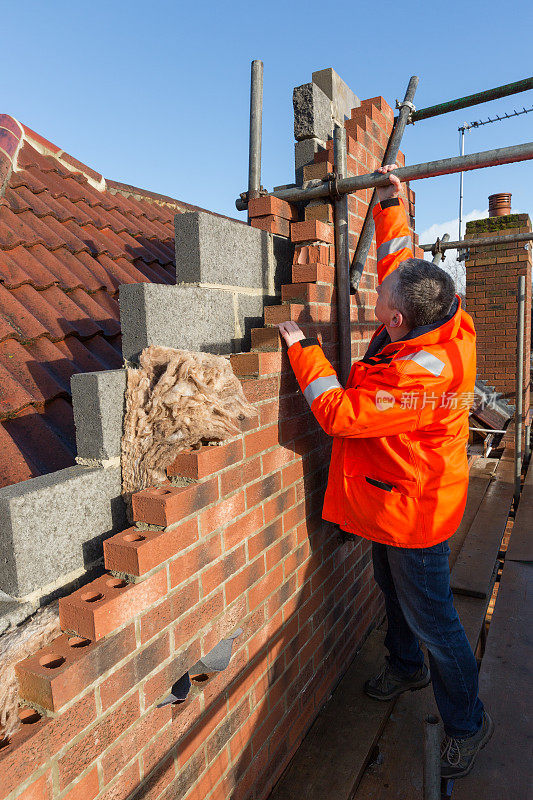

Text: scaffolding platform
xmin=267 ymin=450 xmax=529 ymax=800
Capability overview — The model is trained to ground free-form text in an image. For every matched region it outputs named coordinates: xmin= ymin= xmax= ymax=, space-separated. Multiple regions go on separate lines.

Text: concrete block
xmin=175 ymin=211 xmax=291 ymax=289
xmin=295 ymin=137 xmax=326 ymax=185
xmin=120 ymin=283 xmax=238 ymax=359
xmin=0 ymin=593 xmax=37 ymax=635
xmin=312 ymin=68 xmax=360 ymax=126
xmin=71 ymin=369 xmax=127 ymax=461
xmin=0 ymin=465 xmax=126 ymax=598
xmin=293 ymin=83 xmax=332 ymax=142
xmin=236 ymin=293 xmax=268 ymax=353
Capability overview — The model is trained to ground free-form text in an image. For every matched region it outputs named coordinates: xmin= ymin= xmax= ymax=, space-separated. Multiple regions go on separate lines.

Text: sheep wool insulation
xmin=121 ymin=346 xmax=257 ymax=505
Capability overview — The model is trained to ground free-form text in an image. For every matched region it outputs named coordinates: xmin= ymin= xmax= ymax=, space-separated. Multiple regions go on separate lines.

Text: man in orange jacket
xmin=278 ymin=165 xmax=493 ymax=780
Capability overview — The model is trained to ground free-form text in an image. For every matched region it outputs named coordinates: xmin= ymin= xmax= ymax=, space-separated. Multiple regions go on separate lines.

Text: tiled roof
xmin=0 ymin=115 xmax=217 ymax=489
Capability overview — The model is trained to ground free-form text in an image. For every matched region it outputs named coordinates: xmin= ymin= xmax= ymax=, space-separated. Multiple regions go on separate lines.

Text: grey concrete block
xmin=0 ymin=594 xmax=37 ymax=635
xmin=0 ymin=465 xmax=126 ymax=598
xmin=293 ymin=83 xmax=332 ymax=142
xmin=235 ymin=293 xmax=267 ymax=353
xmin=71 ymin=369 xmax=127 ymax=461
xmin=295 ymin=137 xmax=326 ymax=185
xmin=120 ymin=283 xmax=238 ymax=359
xmin=175 ymin=211 xmax=290 ymax=289
xmin=312 ymin=68 xmax=360 ymax=126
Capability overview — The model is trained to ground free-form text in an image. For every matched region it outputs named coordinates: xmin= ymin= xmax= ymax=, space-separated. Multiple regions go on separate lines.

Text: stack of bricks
xmin=2 ymin=95 xmax=416 ymax=800
xmin=248 ymin=197 xmax=297 ymax=238
xmin=465 ymin=212 xmax=532 ymax=427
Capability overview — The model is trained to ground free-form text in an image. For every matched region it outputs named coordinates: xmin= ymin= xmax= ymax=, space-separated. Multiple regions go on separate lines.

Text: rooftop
xmin=0 ymin=115 xmax=224 ymax=489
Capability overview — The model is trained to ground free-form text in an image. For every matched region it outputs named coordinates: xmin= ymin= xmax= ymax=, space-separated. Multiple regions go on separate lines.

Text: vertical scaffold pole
xmin=350 ymin=75 xmax=419 ymax=290
xmin=248 ymin=60 xmax=263 ymax=218
xmin=514 ymin=274 xmax=526 ymax=505
xmin=423 ymin=715 xmax=441 ymax=800
xmin=333 ymin=126 xmax=352 ymax=386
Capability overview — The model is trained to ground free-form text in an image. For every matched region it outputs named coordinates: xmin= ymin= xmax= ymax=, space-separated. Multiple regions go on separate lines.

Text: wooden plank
xmin=506 ymin=457 xmax=533 ymax=562
xmin=354 ymin=683 xmax=438 ymax=799
xmin=448 ymin=461 xmax=495 ymax=569
xmin=269 ymin=629 xmax=394 ymax=800
xmin=453 ymin=593 xmax=490 ymax=653
xmin=453 ymin=560 xmax=533 ymax=800
xmin=450 ymin=459 xmax=514 ymax=598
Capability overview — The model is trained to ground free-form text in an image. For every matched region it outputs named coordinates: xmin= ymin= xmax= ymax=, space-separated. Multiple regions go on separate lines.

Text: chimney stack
xmin=488 ymin=192 xmax=512 ymax=217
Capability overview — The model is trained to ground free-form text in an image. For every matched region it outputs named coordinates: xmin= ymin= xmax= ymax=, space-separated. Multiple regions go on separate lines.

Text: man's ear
xmin=390 ymin=310 xmax=403 ymax=328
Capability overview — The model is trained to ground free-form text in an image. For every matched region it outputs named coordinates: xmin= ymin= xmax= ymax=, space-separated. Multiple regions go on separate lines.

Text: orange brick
xmin=293 ymin=244 xmax=331 ymax=265
xmin=241 ymin=376 xmax=280 ymax=404
xmin=99 ymin=633 xmax=171 ymax=711
xmin=167 ymin=439 xmax=243 ymax=479
xmin=101 ymin=705 xmax=172 ymax=783
xmin=246 ymin=472 xmax=282 ymax=508
xmin=221 ymin=456 xmax=262 ymax=496
xmin=103 ymin=519 xmax=199 ymax=576
xmin=169 ymin=535 xmax=223 ymax=589
xmin=199 ymin=492 xmax=246 ymax=536
xmin=249 ymin=564 xmax=284 ymax=610
xmin=225 ymin=557 xmax=266 ymax=605
xmin=291 ymin=220 xmax=334 ymax=245
xmin=59 ymin=570 xmax=168 ymax=641
xmin=140 ymin=579 xmax=199 ymax=644
xmin=263 ymin=303 xmax=307 ymax=326
xmin=250 ymin=215 xmax=290 ymax=237
xmin=248 ymin=196 xmax=298 ymax=221
xmin=132 ymin=478 xmax=219 ymax=527
xmin=201 ymin=547 xmax=247 ymax=597
xmin=223 ymin=506 xmax=264 ymax=550
xmin=250 ymin=326 xmax=281 ymax=351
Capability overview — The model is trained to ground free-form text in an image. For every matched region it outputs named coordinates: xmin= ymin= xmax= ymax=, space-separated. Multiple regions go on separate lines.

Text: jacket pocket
xmin=344 ymin=460 xmax=420 ymax=498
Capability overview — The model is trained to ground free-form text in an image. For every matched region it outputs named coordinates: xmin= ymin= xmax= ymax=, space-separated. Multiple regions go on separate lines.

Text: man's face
xmin=375 ymin=271 xmax=400 ymax=326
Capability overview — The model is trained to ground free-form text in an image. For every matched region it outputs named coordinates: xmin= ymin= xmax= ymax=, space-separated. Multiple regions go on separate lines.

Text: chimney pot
xmin=488 ymin=192 xmax=512 ymax=217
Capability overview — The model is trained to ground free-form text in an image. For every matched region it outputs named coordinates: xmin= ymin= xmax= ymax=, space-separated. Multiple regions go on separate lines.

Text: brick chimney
xmin=465 ymin=200 xmax=532 ymax=429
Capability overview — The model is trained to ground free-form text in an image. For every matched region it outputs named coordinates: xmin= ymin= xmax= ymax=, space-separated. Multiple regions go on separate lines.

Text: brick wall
xmin=1 ymin=96 xmax=416 ymax=800
xmin=465 ymin=213 xmax=532 ymax=424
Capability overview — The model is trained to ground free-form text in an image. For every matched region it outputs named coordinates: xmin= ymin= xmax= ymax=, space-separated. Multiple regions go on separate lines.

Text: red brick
xmin=249 ymin=564 xmax=284 ymax=610
xmin=97 ymin=759 xmax=141 ymax=800
xmin=167 ymin=439 xmax=243 ymax=479
xmin=292 ymin=244 xmax=331 ymax=265
xmin=199 ymin=492 xmax=246 ymax=536
xmin=143 ymin=642 xmax=201 ymax=708
xmin=142 ymin=722 xmax=173 ymax=776
xmin=245 ymin=424 xmax=279 ymax=457
xmin=140 ymin=579 xmax=199 ymax=644
xmin=241 ymin=375 xmax=280 ymax=404
xmin=302 ymin=161 xmax=334 ymax=181
xmin=230 ymin=351 xmax=283 ymax=377
xmin=250 ymin=215 xmax=290 ymax=237
xmin=99 ymin=633 xmax=171 ymax=711
xmin=250 ymin=326 xmax=281 ymax=351
xmin=261 ymin=446 xmax=295 ymax=474
xmin=16 ymin=624 xmax=136 ymax=712
xmin=281 ymin=282 xmax=333 ymax=304
xmin=248 ymin=196 xmax=298 ymax=221
xmin=263 ymin=486 xmax=296 ymax=524
xmin=47 ymin=691 xmax=98 ymax=757
xmin=0 ymin=712 xmax=51 ymax=797
xmin=131 ymin=478 xmax=219 ymax=527
xmin=248 ymin=517 xmax=284 ymax=561
xmin=57 ymin=693 xmax=141 ymax=790
xmin=14 ymin=770 xmax=53 ymax=800
xmin=223 ymin=506 xmax=263 ymax=550
xmin=291 ymin=262 xmax=335 ymax=284
xmin=59 ymin=569 xmax=168 ymax=641
xmin=201 ymin=546 xmax=246 ymax=597
xmin=101 ymin=705 xmax=172 ymax=783
xmin=225 ymin=557 xmax=266 ymax=605
xmin=103 ymin=518 xmax=199 ymax=576
xmin=169 ymin=534 xmax=223 ymax=589
xmin=221 ymin=456 xmax=262 ymax=496
xmin=304 ymin=203 xmax=334 ymax=223
xmin=246 ymin=472 xmax=282 ymax=508
xmin=291 ymin=220 xmax=334 ymax=245
xmin=61 ymin=767 xmax=99 ymax=800
xmin=263 ymin=303 xmax=308 ymax=326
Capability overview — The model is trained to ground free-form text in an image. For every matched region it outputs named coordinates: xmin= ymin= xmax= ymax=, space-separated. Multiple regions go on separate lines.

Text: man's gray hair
xmin=389 ymin=258 xmax=456 ymax=329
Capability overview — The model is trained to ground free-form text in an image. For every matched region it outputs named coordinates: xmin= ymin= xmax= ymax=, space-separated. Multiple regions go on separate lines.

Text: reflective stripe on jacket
xmin=287 ymin=198 xmax=476 ymax=547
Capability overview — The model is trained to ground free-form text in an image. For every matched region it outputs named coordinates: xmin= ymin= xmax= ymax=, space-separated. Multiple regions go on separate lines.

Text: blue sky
xmin=3 ymin=0 xmax=532 ymax=243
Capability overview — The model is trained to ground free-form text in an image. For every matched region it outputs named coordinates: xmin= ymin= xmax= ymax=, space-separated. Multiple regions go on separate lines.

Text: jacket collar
xmin=385 ymin=295 xmax=462 ymax=350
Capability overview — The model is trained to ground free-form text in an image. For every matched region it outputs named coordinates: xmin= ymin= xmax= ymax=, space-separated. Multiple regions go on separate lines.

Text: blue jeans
xmin=372 ymin=540 xmax=484 ymax=738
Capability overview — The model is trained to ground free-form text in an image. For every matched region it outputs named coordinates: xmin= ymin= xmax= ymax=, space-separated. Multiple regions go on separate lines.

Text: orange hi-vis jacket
xmin=287 ymin=198 xmax=477 ymax=548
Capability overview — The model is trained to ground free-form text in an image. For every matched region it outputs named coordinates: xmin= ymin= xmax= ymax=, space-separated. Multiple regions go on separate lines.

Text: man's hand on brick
xmin=277 ymin=321 xmax=305 ymax=348
xmin=376 ymin=163 xmax=401 ymax=202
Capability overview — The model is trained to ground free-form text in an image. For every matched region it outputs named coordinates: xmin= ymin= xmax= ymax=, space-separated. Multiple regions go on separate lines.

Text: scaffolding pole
xmin=515 ymin=275 xmax=526 ymax=506
xmin=409 ymin=76 xmax=533 ymax=123
xmin=350 ymin=75 xmax=419 ymax=290
xmin=236 ymin=141 xmax=533 ymax=209
xmin=431 ymin=233 xmax=450 ymax=265
xmin=420 ymin=231 xmax=533 ymax=253
xmin=333 ymin=126 xmax=352 ymax=387
xmin=247 ymin=60 xmax=263 ymax=212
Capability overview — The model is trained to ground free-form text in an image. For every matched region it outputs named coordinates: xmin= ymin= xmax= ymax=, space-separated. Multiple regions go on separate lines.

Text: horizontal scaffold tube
xmin=410 ymin=76 xmax=533 ymax=123
xmin=420 ymin=231 xmax=533 ymax=252
xmin=269 ymin=142 xmax=533 ymax=204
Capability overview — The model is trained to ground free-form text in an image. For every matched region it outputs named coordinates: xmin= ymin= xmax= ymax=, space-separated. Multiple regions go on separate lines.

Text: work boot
xmin=364 ymin=661 xmax=430 ymax=700
xmin=440 ymin=710 xmax=494 ymax=779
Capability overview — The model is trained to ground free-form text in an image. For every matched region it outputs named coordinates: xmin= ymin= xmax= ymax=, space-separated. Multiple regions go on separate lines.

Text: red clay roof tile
xmin=0 ymin=123 xmax=232 ymax=489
